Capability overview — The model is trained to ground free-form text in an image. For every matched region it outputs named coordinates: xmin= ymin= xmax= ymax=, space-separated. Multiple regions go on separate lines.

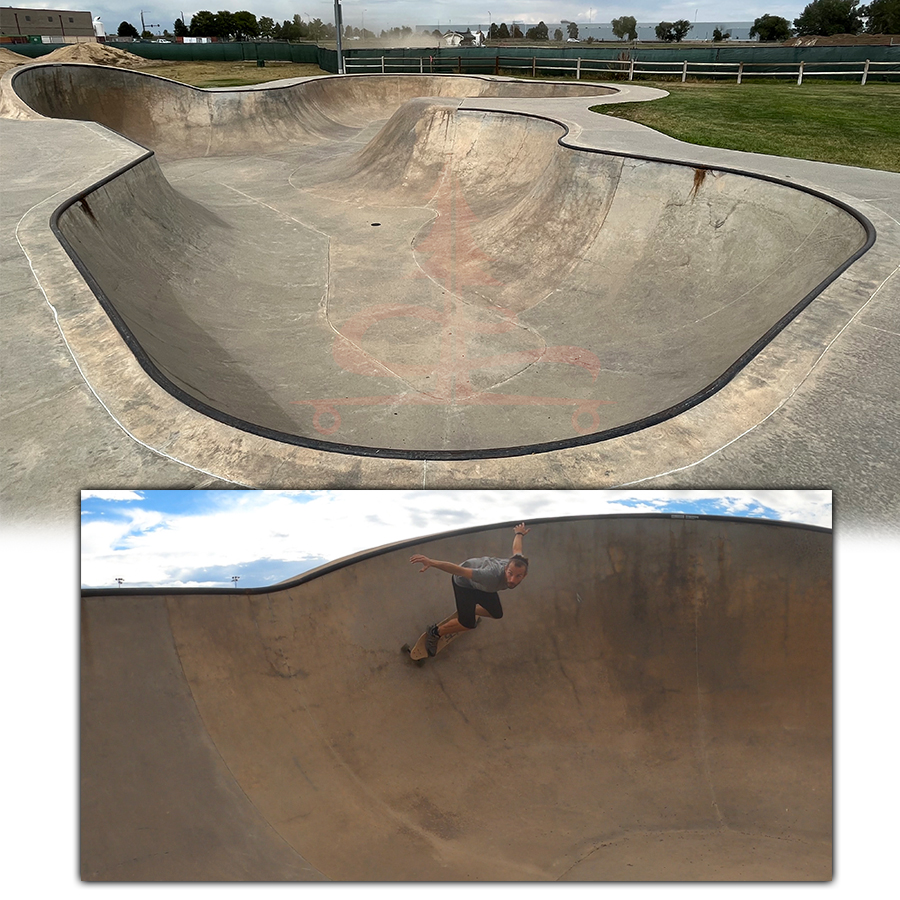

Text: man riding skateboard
xmin=409 ymin=522 xmax=530 ymax=657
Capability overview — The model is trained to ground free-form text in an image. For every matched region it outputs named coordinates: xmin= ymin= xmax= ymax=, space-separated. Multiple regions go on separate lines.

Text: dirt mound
xmin=0 ymin=47 xmax=29 ymax=71
xmin=39 ymin=42 xmax=163 ymax=67
xmin=785 ymin=33 xmax=900 ymax=46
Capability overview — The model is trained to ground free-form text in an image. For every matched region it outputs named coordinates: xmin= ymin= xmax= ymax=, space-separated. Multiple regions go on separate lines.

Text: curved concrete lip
xmin=3 ymin=66 xmax=899 ymax=526
xmin=80 ymin=514 xmax=833 ymax=881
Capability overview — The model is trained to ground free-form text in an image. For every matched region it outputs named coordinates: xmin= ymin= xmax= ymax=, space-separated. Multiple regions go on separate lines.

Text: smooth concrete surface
xmin=2 ymin=67 xmax=898 ymax=530
xmin=80 ymin=515 xmax=833 ymax=881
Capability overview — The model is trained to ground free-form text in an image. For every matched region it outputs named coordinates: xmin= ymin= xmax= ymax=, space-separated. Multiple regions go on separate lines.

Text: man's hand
xmin=410 ymin=554 xmax=433 ymax=572
xmin=512 ymin=523 xmax=528 ymax=556
xmin=409 ymin=555 xmax=473 ymax=579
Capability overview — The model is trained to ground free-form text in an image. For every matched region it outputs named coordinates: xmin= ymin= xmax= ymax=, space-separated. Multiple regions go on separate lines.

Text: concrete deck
xmin=80 ymin=515 xmax=833 ymax=881
xmin=2 ymin=68 xmax=897 ymax=530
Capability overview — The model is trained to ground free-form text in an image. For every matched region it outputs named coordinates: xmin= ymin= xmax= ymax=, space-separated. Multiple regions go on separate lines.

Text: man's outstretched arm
xmin=410 ymin=555 xmax=473 ymax=579
xmin=512 ymin=522 xmax=529 ymax=557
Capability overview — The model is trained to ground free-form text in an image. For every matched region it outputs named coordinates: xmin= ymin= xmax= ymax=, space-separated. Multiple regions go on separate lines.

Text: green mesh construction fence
xmin=6 ymin=40 xmax=896 ymax=81
xmin=5 ymin=40 xmax=322 ymax=64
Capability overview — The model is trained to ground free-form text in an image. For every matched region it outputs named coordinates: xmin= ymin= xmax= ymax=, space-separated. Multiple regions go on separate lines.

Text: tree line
xmin=116 ymin=11 xmax=332 ymax=41
xmin=751 ymin=0 xmax=898 ymax=41
xmin=116 ymin=12 xmax=401 ymax=42
xmin=116 ymin=1 xmax=898 ymax=44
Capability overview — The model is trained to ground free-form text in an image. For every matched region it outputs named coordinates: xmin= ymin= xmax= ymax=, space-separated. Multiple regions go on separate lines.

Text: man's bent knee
xmin=458 ymin=612 xmax=479 ymax=630
xmin=474 ymin=604 xmax=502 ymax=620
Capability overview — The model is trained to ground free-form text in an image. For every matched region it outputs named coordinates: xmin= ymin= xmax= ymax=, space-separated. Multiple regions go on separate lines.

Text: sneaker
xmin=425 ymin=624 xmax=440 ymax=657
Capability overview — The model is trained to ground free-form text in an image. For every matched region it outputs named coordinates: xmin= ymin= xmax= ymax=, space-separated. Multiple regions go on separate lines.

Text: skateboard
xmin=402 ymin=612 xmax=480 ymax=665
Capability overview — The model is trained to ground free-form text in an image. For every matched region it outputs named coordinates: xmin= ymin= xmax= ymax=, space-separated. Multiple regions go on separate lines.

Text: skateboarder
xmin=409 ymin=522 xmax=530 ymax=656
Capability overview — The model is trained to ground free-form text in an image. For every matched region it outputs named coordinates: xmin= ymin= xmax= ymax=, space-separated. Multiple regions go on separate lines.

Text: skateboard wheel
xmin=400 ymin=643 xmax=411 ymax=654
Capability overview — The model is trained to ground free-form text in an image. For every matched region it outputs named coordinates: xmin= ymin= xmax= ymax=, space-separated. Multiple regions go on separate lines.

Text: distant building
xmin=1 ymin=6 xmax=96 ymax=43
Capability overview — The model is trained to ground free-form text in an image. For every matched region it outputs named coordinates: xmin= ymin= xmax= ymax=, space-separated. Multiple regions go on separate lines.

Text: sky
xmin=80 ymin=488 xmax=832 ymax=588
xmin=17 ymin=1 xmax=808 ymax=36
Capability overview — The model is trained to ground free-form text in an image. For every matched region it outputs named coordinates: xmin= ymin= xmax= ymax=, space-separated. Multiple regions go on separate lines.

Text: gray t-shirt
xmin=453 ymin=557 xmax=510 ymax=592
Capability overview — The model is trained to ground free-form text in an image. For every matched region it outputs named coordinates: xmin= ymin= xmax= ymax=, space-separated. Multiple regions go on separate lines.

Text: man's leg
xmin=427 ymin=587 xmax=500 ymax=656
xmin=437 ymin=604 xmax=494 ymax=636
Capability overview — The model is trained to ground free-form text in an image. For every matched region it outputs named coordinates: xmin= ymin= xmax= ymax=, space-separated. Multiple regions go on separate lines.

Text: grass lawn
xmin=591 ymin=81 xmax=900 ymax=172
xmin=133 ymin=59 xmax=328 ymax=88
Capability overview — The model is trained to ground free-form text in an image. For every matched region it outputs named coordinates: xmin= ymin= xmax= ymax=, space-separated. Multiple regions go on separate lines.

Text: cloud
xmin=81 ymin=490 xmax=144 ymax=501
xmin=80 ymin=489 xmax=830 ymax=588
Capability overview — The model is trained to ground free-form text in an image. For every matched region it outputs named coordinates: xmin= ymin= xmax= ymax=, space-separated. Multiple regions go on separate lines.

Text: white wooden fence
xmin=344 ymin=54 xmax=897 ymax=86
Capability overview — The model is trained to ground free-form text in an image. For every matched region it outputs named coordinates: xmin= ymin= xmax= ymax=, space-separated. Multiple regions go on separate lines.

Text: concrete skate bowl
xmin=81 ymin=514 xmax=832 ymax=881
xmin=14 ymin=65 xmax=871 ymax=457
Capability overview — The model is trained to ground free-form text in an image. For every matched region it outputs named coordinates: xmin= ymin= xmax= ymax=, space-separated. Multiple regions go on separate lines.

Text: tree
xmin=307 ymin=18 xmax=328 ymax=41
xmin=656 ymin=20 xmax=692 ymax=41
xmin=567 ymin=22 xmax=579 ymax=39
xmin=512 ymin=24 xmax=523 ymax=38
xmin=611 ymin=16 xmax=637 ymax=40
xmin=749 ymin=14 xmax=793 ymax=40
xmin=173 ymin=18 xmax=189 ymax=38
xmin=672 ymin=19 xmax=693 ymax=40
xmin=258 ymin=16 xmax=275 ymax=39
xmin=525 ymin=21 xmax=549 ymax=40
xmin=214 ymin=10 xmax=236 ymax=39
xmin=497 ymin=23 xmax=510 ymax=39
xmin=231 ymin=11 xmax=259 ymax=41
xmin=712 ymin=27 xmax=731 ymax=41
xmin=554 ymin=28 xmax=563 ymax=41
xmin=190 ymin=10 xmax=218 ymax=36
xmin=117 ymin=21 xmax=140 ymax=38
xmin=794 ymin=0 xmax=864 ymax=35
xmin=861 ymin=0 xmax=900 ymax=32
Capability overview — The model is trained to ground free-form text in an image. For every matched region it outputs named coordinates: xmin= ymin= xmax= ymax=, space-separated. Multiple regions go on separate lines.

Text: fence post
xmin=576 ymin=57 xmax=581 ymax=80
xmin=862 ymin=59 xmax=869 ymax=85
xmin=682 ymin=60 xmax=688 ymax=83
xmin=532 ymin=57 xmax=536 ymax=77
xmin=495 ymin=55 xmax=499 ymax=75
xmin=737 ymin=61 xmax=743 ymax=84
xmin=420 ymin=56 xmax=424 ymax=74
xmin=797 ymin=60 xmax=804 ymax=85
xmin=381 ymin=56 xmax=385 ymax=74
xmin=629 ymin=57 xmax=634 ymax=81
xmin=458 ymin=55 xmax=462 ymax=73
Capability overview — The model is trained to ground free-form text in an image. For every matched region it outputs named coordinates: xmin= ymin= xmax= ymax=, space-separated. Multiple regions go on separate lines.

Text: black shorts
xmin=452 ymin=580 xmax=504 ymax=629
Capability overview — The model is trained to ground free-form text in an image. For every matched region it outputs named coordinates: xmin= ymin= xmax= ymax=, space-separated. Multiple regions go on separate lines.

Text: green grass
xmin=591 ymin=81 xmax=900 ymax=172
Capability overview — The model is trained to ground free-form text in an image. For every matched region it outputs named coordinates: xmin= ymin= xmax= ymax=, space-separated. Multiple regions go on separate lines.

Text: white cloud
xmin=80 ymin=490 xmax=144 ymax=501
xmin=80 ymin=489 xmax=830 ymax=587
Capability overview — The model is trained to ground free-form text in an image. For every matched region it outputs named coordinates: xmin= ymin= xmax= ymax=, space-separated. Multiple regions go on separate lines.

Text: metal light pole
xmin=232 ymin=576 xmax=240 ymax=587
xmin=334 ymin=0 xmax=344 ymax=73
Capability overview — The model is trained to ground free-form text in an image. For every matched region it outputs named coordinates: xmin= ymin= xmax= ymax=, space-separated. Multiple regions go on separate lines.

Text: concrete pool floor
xmin=1 ymin=69 xmax=898 ymax=530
